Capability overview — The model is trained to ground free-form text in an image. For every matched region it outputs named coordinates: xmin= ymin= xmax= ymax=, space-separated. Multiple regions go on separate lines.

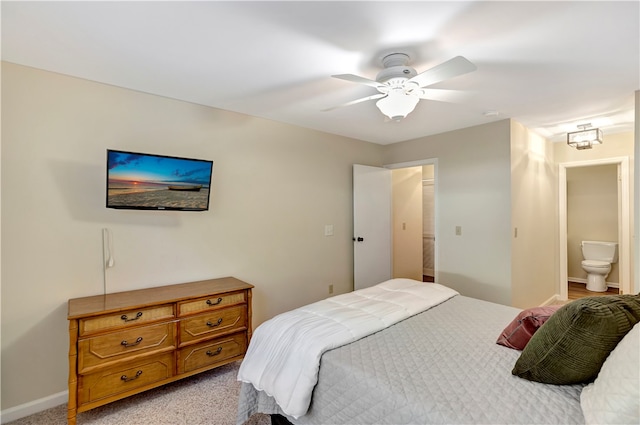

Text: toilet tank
xmin=581 ymin=241 xmax=619 ymax=263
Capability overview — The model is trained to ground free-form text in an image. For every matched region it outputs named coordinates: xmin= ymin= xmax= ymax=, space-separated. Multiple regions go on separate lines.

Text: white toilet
xmin=581 ymin=241 xmax=618 ymax=292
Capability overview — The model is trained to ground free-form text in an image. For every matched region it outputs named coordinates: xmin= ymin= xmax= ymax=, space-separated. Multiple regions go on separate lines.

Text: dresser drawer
xmin=178 ymin=332 xmax=247 ymax=374
xmin=178 ymin=291 xmax=246 ymax=316
xmin=78 ymin=322 xmax=176 ymax=373
xmin=78 ymin=352 xmax=174 ymax=405
xmin=79 ymin=305 xmax=174 ymax=336
xmin=179 ymin=305 xmax=247 ymax=345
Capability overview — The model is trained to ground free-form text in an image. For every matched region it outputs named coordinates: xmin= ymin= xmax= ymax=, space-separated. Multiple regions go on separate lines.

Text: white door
xmin=353 ymin=164 xmax=392 ymax=290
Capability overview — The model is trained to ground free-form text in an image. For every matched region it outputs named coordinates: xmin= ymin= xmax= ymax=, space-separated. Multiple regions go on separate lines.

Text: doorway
xmin=559 ymin=157 xmax=631 ymax=299
xmin=387 ymin=159 xmax=438 ymax=283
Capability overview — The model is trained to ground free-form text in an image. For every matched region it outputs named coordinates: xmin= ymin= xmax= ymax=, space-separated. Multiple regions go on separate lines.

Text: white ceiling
xmin=2 ymin=1 xmax=638 ymax=145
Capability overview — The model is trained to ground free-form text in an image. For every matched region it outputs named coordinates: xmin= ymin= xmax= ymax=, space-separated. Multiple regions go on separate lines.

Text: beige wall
xmin=391 ymin=167 xmax=423 ymax=280
xmin=0 ymin=62 xmax=383 ymax=410
xmin=510 ymin=121 xmax=558 ymax=307
xmin=384 ymin=119 xmax=574 ymax=310
xmin=383 ymin=120 xmax=514 ymax=305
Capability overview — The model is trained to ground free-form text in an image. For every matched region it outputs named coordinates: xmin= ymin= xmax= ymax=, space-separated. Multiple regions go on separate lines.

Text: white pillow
xmin=580 ymin=321 xmax=640 ymax=425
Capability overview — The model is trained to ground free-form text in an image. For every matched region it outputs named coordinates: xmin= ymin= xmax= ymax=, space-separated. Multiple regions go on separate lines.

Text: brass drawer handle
xmin=121 ymin=370 xmax=142 ymax=382
xmin=206 ymin=318 xmax=223 ymax=328
xmin=206 ymin=347 xmax=222 ymax=357
xmin=121 ymin=312 xmax=143 ymax=322
xmin=206 ymin=297 xmax=223 ymax=307
xmin=121 ymin=337 xmax=143 ymax=347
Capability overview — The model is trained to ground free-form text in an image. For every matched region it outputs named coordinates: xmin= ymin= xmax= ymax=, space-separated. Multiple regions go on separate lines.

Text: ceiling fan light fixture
xmin=329 ymin=54 xmax=476 ymax=121
xmin=376 ymin=91 xmax=420 ymax=121
xmin=567 ymin=123 xmax=603 ymax=150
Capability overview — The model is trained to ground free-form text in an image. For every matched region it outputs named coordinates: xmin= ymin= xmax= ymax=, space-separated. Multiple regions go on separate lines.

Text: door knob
xmin=353 ymin=237 xmax=364 ymax=242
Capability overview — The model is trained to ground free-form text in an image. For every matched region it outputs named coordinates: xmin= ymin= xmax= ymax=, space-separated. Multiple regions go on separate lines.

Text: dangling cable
xmin=102 ymin=228 xmax=114 ymax=295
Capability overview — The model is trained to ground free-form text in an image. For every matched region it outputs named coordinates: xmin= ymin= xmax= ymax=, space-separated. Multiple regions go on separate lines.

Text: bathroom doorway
xmin=559 ymin=157 xmax=631 ymax=299
xmin=566 ymin=165 xmax=619 ymax=295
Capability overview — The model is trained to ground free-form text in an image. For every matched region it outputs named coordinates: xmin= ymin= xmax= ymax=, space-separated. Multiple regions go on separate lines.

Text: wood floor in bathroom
xmin=567 ymin=281 xmax=618 ymax=300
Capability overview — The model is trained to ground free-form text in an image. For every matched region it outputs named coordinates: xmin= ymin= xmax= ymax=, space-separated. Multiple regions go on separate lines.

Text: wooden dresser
xmin=67 ymin=277 xmax=253 ymax=425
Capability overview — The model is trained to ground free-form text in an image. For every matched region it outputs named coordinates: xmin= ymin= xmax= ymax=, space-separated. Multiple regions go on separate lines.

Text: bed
xmin=236 ymin=279 xmax=640 ymax=425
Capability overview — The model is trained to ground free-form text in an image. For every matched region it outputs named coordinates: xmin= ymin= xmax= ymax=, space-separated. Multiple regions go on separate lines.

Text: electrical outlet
xmin=328 ymin=284 xmax=334 ymax=294
xmin=455 ymin=226 xmax=462 ymax=236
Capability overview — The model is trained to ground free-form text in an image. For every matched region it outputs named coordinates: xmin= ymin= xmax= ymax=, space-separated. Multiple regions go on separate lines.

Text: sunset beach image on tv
xmin=106 ymin=150 xmax=213 ymax=211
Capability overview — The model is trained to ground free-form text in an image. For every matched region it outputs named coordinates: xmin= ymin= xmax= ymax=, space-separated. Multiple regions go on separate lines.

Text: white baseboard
xmin=540 ymin=294 xmax=561 ymax=306
xmin=0 ymin=391 xmax=67 ymax=424
xmin=549 ymin=277 xmax=623 ymax=306
xmin=568 ymin=277 xmax=620 ymax=289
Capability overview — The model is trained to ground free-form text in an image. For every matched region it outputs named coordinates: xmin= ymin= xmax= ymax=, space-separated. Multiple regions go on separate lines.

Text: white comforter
xmin=237 ymin=278 xmax=459 ymax=418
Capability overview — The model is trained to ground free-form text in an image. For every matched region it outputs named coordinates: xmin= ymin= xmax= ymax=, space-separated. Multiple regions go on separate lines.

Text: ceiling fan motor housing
xmin=376 ymin=66 xmax=417 ymax=84
xmin=376 ymin=52 xmax=417 ymax=84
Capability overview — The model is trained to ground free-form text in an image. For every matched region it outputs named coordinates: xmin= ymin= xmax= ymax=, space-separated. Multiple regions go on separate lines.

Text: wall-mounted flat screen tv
xmin=106 ymin=149 xmax=213 ymax=211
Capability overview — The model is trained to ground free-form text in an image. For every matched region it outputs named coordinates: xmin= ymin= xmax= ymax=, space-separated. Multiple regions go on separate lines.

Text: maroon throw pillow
xmin=497 ymin=306 xmax=562 ymax=350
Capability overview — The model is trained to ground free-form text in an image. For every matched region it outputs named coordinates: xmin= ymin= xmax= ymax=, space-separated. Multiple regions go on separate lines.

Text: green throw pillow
xmin=512 ymin=294 xmax=640 ymax=384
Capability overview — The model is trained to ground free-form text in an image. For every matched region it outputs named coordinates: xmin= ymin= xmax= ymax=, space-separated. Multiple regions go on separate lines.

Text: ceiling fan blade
xmin=408 ymin=56 xmax=477 ymax=88
xmin=332 ymin=74 xmax=383 ymax=89
xmin=323 ymin=93 xmax=386 ymax=111
xmin=414 ymin=88 xmax=468 ymax=103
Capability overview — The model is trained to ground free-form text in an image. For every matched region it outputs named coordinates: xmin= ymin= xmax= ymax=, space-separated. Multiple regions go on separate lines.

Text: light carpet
xmin=7 ymin=361 xmax=270 ymax=425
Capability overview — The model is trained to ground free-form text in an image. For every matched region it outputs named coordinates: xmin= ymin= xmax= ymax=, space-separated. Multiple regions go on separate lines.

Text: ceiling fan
xmin=327 ymin=52 xmax=477 ymax=121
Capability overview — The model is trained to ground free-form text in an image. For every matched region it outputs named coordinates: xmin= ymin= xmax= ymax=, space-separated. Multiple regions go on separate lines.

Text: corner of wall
xmin=634 ymin=90 xmax=640 ymax=294
xmin=509 ymin=123 xmax=559 ymax=308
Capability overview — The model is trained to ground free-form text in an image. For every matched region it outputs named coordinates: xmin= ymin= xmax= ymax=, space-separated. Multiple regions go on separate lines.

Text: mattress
xmin=237 ymin=279 xmax=458 ymax=418
xmin=237 ymin=295 xmax=585 ymax=425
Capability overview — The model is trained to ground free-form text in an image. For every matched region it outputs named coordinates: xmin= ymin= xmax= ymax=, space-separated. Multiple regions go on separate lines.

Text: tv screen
xmin=106 ymin=149 xmax=213 ymax=211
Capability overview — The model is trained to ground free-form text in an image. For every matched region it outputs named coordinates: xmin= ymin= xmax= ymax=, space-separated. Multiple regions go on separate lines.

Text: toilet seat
xmin=582 ymin=260 xmax=610 ymax=268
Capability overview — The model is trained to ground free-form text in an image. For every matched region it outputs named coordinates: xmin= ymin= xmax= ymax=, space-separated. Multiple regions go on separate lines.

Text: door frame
xmin=385 ymin=158 xmax=439 ymax=282
xmin=558 ymin=156 xmax=631 ymax=299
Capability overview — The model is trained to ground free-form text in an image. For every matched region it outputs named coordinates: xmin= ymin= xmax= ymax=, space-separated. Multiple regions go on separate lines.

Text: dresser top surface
xmin=68 ymin=277 xmax=253 ymax=319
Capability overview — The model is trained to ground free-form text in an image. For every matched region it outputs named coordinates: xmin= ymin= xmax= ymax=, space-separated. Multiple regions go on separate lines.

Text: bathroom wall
xmin=567 ymin=164 xmax=620 ymax=285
